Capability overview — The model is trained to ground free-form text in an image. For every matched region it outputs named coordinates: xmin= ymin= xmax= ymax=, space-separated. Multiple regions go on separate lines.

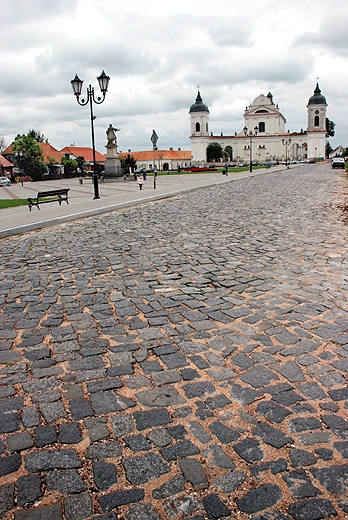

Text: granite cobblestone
xmin=1 ymin=164 xmax=348 ymax=518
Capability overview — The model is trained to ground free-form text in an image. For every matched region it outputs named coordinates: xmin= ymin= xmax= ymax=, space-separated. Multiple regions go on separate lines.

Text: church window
xmin=256 ymin=109 xmax=269 ymax=113
xmin=196 ymin=122 xmax=200 ymax=132
xmin=224 ymin=146 xmax=233 ymax=161
xmin=258 ymin=122 xmax=265 ymax=132
xmin=314 ymin=116 xmax=319 ymax=127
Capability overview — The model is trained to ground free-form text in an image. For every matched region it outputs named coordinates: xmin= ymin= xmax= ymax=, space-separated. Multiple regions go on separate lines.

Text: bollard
xmin=79 ymin=177 xmax=83 ymax=184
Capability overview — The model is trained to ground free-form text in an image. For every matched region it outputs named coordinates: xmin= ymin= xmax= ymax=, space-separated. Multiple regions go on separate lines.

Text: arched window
xmin=258 ymin=122 xmax=265 ymax=132
xmin=196 ymin=122 xmax=200 ymax=132
xmin=224 ymin=146 xmax=233 ymax=161
xmin=314 ymin=116 xmax=319 ymax=127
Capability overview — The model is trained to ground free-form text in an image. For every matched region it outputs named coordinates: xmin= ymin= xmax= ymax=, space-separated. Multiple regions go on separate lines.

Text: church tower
xmin=189 ymin=91 xmax=209 ymax=136
xmin=189 ymin=91 xmax=210 ymax=163
xmin=306 ymin=83 xmax=327 ymax=159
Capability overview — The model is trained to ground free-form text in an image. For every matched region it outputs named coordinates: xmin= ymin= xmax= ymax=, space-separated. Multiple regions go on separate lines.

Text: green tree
xmin=61 ymin=156 xmax=78 ymax=177
xmin=76 ymin=156 xmax=86 ymax=175
xmin=206 ymin=142 xmax=223 ymax=162
xmin=326 ymin=118 xmax=335 ymax=138
xmin=326 ymin=142 xmax=333 ymax=158
xmin=12 ymin=133 xmax=47 ymax=181
xmin=121 ymin=153 xmax=137 ymax=173
xmin=27 ymin=129 xmax=48 ymax=142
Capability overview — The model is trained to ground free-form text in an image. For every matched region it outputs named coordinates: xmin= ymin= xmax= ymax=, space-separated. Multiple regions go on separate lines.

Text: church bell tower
xmin=306 ymin=83 xmax=327 ymax=159
xmin=189 ymin=91 xmax=210 ymax=163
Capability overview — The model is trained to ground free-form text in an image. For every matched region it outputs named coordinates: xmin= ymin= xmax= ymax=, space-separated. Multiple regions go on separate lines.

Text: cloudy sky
xmin=1 ymin=0 xmax=347 ymax=155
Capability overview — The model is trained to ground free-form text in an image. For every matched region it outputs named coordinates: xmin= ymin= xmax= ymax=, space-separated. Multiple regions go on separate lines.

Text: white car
xmin=332 ymin=157 xmax=345 ymax=169
xmin=0 ymin=177 xmax=11 ymax=187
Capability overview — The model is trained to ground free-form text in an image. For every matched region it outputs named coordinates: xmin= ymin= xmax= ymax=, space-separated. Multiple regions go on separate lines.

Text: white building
xmin=189 ymin=83 xmax=328 ymax=164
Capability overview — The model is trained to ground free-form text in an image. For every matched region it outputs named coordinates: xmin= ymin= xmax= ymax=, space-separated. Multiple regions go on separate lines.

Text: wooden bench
xmin=28 ymin=189 xmax=70 ymax=211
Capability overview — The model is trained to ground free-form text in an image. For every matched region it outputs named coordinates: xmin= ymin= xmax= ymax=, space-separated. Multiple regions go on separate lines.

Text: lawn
xmin=0 ymin=199 xmax=29 ymax=209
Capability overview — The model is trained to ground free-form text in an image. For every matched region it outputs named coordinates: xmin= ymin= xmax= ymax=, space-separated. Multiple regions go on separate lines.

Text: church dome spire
xmin=308 ymin=83 xmax=327 ymax=105
xmin=189 ymin=91 xmax=209 ymax=113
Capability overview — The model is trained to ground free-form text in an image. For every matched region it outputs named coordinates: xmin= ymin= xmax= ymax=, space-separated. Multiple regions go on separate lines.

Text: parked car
xmin=0 ymin=177 xmax=11 ymax=187
xmin=332 ymin=157 xmax=345 ymax=169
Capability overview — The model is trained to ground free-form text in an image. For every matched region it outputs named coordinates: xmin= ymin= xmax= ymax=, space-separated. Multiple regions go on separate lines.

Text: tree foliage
xmin=121 ymin=153 xmax=137 ymax=172
xmin=61 ymin=156 xmax=78 ymax=177
xmin=76 ymin=156 xmax=86 ymax=175
xmin=27 ymin=129 xmax=48 ymax=143
xmin=326 ymin=142 xmax=333 ymax=158
xmin=12 ymin=133 xmax=47 ymax=181
xmin=326 ymin=118 xmax=335 ymax=138
xmin=206 ymin=142 xmax=224 ymax=162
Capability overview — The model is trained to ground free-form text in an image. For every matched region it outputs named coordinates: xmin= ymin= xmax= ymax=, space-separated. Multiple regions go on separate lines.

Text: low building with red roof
xmin=60 ymin=146 xmax=106 ymax=172
xmin=120 ymin=148 xmax=191 ymax=171
xmin=3 ymin=142 xmax=64 ymax=165
xmin=0 ymin=154 xmax=14 ymax=177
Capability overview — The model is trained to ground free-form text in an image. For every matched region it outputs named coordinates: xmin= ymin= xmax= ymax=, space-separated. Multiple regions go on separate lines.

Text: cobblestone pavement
xmin=0 ymin=163 xmax=348 ymax=520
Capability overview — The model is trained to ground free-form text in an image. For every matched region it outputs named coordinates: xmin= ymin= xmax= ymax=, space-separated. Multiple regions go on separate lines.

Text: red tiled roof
xmin=60 ymin=146 xmax=105 ymax=163
xmin=2 ymin=142 xmax=63 ymax=164
xmin=0 ymin=154 xmax=14 ymax=168
xmin=39 ymin=143 xmax=64 ymax=163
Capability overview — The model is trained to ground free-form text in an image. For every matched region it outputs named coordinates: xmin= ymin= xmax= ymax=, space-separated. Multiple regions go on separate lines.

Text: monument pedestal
xmin=105 ymin=155 xmax=122 ymax=179
xmin=104 ymin=142 xmax=123 ymax=179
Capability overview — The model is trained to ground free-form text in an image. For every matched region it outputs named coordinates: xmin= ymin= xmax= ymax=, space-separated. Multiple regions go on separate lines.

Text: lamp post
xmin=70 ymin=71 xmax=110 ymax=199
xmin=282 ymin=138 xmax=291 ymax=167
xmin=243 ymin=125 xmax=259 ymax=172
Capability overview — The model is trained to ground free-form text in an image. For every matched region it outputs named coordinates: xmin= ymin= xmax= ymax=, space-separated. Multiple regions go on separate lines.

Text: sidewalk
xmin=0 ymin=166 xmax=288 ymax=238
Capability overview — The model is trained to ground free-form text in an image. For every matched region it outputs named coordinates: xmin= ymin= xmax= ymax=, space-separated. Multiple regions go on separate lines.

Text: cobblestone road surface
xmin=0 ymin=164 xmax=348 ymax=520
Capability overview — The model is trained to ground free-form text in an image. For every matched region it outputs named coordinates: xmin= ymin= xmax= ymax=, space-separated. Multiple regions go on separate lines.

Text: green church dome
xmin=308 ymin=83 xmax=327 ymax=105
xmin=189 ymin=91 xmax=209 ymax=113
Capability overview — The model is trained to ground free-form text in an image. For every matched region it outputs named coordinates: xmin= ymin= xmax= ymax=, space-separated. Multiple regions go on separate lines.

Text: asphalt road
xmin=0 ymin=163 xmax=348 ymax=519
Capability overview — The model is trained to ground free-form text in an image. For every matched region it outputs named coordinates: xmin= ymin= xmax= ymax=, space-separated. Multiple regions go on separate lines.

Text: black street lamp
xmin=243 ymin=125 xmax=259 ymax=172
xmin=282 ymin=138 xmax=291 ymax=167
xmin=70 ymin=71 xmax=110 ymax=199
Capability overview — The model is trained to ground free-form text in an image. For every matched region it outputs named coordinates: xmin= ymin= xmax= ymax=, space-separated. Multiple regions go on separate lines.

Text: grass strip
xmin=0 ymin=199 xmax=29 ymax=209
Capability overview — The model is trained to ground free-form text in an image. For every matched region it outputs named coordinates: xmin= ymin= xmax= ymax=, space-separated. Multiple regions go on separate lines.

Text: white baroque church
xmin=189 ymin=83 xmax=327 ymax=164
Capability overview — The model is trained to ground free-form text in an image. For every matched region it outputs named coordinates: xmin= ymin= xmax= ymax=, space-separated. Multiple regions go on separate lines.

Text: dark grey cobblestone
xmin=64 ymin=491 xmax=92 ymax=520
xmin=178 ymin=457 xmax=208 ymax=490
xmin=99 ymin=489 xmax=145 ymax=512
xmin=160 ymin=439 xmax=200 ymax=460
xmin=237 ymin=484 xmax=283 ymax=514
xmin=0 ymin=482 xmax=14 ymax=515
xmin=123 ymin=452 xmax=170 ymax=484
xmin=282 ymin=469 xmax=321 ymax=499
xmin=45 ymin=468 xmax=86 ymax=494
xmin=288 ymin=498 xmax=337 ymax=520
xmin=202 ymin=493 xmax=230 ymax=518
xmin=2 ymin=165 xmax=348 ymax=519
xmin=17 ymin=474 xmax=41 ymax=506
xmin=152 ymin=475 xmax=185 ymax=499
xmin=14 ymin=502 xmax=63 ymax=519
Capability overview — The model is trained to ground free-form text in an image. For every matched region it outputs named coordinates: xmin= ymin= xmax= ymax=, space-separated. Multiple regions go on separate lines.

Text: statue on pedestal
xmin=105 ymin=124 xmax=122 ymax=179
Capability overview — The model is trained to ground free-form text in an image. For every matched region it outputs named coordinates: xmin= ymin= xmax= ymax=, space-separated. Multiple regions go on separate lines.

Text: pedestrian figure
xmin=137 ymin=175 xmax=143 ymax=190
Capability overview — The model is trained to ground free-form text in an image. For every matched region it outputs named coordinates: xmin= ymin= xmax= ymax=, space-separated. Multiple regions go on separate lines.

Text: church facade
xmin=189 ymin=84 xmax=327 ymax=164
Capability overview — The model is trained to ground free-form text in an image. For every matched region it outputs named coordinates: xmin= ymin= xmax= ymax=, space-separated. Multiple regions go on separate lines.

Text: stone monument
xmin=104 ymin=124 xmax=122 ymax=179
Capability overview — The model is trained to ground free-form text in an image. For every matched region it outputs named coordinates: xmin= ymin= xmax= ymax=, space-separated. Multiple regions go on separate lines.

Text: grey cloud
xmin=208 ymin=20 xmax=253 ymax=48
xmin=2 ymin=0 xmax=79 ymax=24
xmin=295 ymin=15 xmax=348 ymax=55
